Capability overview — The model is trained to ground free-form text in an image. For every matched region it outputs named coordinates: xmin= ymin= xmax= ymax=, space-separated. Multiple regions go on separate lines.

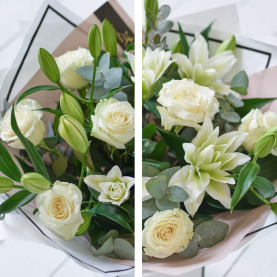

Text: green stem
xmin=253 ymin=155 xmax=258 ymax=163
xmin=58 ymin=82 xmax=90 ymax=104
xmin=78 ymin=154 xmax=87 ymax=189
xmin=249 ymin=187 xmax=271 ymax=206
xmin=89 ymin=64 xmax=97 ymax=102
xmin=49 ymin=149 xmax=59 ymax=157
xmin=87 ymin=194 xmax=93 ymax=209
xmin=13 ymin=185 xmax=24 ymax=189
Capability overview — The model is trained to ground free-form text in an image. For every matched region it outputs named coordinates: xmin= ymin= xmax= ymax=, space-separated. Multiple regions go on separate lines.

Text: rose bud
xmin=38 ymin=48 xmax=60 ymax=83
xmin=88 ymin=24 xmax=101 ymax=59
xmin=0 ymin=177 xmax=14 ymax=193
xmin=59 ymin=115 xmax=88 ymax=154
xmin=102 ymin=19 xmax=117 ymax=57
xmin=21 ymin=173 xmax=51 ymax=194
xmin=60 ymin=94 xmax=84 ymax=124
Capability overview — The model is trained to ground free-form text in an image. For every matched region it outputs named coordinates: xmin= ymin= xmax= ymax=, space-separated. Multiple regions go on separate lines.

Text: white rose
xmin=91 ymin=97 xmax=134 ymax=149
xmin=142 ymin=47 xmax=174 ymax=100
xmin=170 ymin=117 xmax=250 ymax=216
xmin=0 ymin=99 xmax=46 ymax=149
xmin=172 ymin=33 xmax=237 ymax=96
xmin=142 ymin=209 xmax=193 ymax=258
xmin=142 ymin=177 xmax=154 ymax=202
xmin=84 ymin=166 xmax=134 ymax=205
xmin=239 ymin=109 xmax=277 ymax=155
xmin=36 ymin=181 xmax=84 ymax=240
xmin=157 ymin=79 xmax=219 ymax=131
xmin=55 ymin=47 xmax=93 ymax=90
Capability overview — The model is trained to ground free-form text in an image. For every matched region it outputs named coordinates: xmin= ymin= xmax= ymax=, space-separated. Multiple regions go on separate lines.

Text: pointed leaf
xmin=200 ymin=21 xmax=215 ymax=43
xmin=93 ymin=237 xmax=114 ymax=257
xmin=166 ymin=185 xmax=189 ymax=202
xmin=178 ymin=22 xmax=189 ymax=56
xmin=142 ymin=198 xmax=158 ymax=219
xmin=146 ymin=175 xmax=168 ymax=199
xmin=98 ymin=230 xmax=119 ymax=245
xmin=179 ymin=239 xmax=199 ymax=258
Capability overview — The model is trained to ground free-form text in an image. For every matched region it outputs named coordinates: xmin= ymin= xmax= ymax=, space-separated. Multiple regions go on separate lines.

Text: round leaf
xmin=146 ymin=175 xmax=168 ymax=199
xmin=195 ymin=221 xmax=229 ymax=248
xmin=221 ymin=111 xmax=241 ymax=123
xmin=231 ymin=70 xmax=249 ymax=89
xmin=98 ymin=230 xmax=119 ymax=245
xmin=157 ymin=5 xmax=171 ymax=20
xmin=158 ymin=167 xmax=180 ymax=182
xmin=166 ymin=186 xmax=189 ymax=202
xmin=179 ymin=239 xmax=199 ymax=258
xmin=142 ymin=198 xmax=159 ymax=219
xmin=52 ymin=155 xmax=68 ymax=177
xmin=114 ymin=238 xmax=135 ymax=260
xmin=156 ymin=197 xmax=180 ymax=211
xmin=142 ymin=162 xmax=159 ymax=177
xmin=156 ymin=21 xmax=173 ymax=35
xmin=93 ymin=237 xmax=114 ymax=257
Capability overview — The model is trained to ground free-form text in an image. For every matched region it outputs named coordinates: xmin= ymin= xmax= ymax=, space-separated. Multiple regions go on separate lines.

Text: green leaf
xmin=33 ymin=108 xmax=63 ymax=117
xmin=231 ymin=162 xmax=260 ymax=212
xmin=88 ymin=218 xmax=109 ymax=245
xmin=271 ymin=203 xmax=277 ymax=216
xmin=193 ymin=213 xmax=213 ymax=220
xmin=230 ymin=87 xmax=247 ymax=96
xmin=231 ymin=70 xmax=249 ymax=89
xmin=144 ymin=100 xmax=161 ymax=118
xmin=95 ymin=203 xmax=134 ymax=233
xmin=0 ymin=141 xmax=22 ymax=182
xmin=179 ymin=239 xmax=199 ymax=258
xmin=99 ymin=85 xmax=132 ymax=100
xmin=154 ymin=77 xmax=170 ymax=95
xmin=146 ymin=175 xmax=168 ymax=199
xmin=252 ymin=176 xmax=275 ymax=199
xmin=114 ymin=238 xmax=135 ymax=260
xmin=43 ymin=136 xmax=58 ymax=149
xmin=142 ymin=161 xmax=159 ymax=177
xmin=221 ymin=111 xmax=241 ymax=123
xmin=98 ymin=230 xmax=119 ymax=245
xmin=151 ymin=140 xmax=166 ymax=160
xmin=196 ymin=221 xmax=229 ymax=248
xmin=87 ymin=185 xmax=101 ymax=199
xmin=158 ymin=167 xmax=180 ymax=182
xmin=142 ymin=251 xmax=149 ymax=262
xmin=236 ymin=98 xmax=277 ymax=118
xmin=159 ymin=129 xmax=189 ymax=165
xmin=156 ymin=197 xmax=180 ymax=210
xmin=93 ymin=237 xmax=114 ymax=257
xmin=177 ymin=22 xmax=189 ymax=56
xmin=11 ymin=105 xmax=50 ymax=181
xmin=142 ymin=123 xmax=156 ymax=139
xmin=143 ymin=159 xmax=170 ymax=171
xmin=0 ymin=190 xmax=36 ymax=214
xmin=52 ymin=155 xmax=68 ymax=177
xmin=201 ymin=21 xmax=215 ymax=43
xmin=192 ymin=218 xmax=207 ymax=231
xmin=120 ymin=203 xmax=134 ymax=217
xmin=16 ymin=85 xmax=59 ymax=104
xmin=142 ymin=139 xmax=157 ymax=158
xmin=166 ymin=185 xmax=189 ymax=202
xmin=14 ymin=156 xmax=34 ymax=174
xmin=142 ymin=198 xmax=158 ymax=219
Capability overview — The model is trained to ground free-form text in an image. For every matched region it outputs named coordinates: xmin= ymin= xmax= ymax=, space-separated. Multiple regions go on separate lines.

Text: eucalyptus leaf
xmin=166 ymin=185 xmax=189 ymax=202
xmin=157 ymin=5 xmax=171 ymax=20
xmin=230 ymin=87 xmax=248 ymax=96
xmin=43 ymin=136 xmax=58 ymax=149
xmin=142 ymin=198 xmax=159 ymax=219
xmin=179 ymin=239 xmax=199 ymax=258
xmin=143 ymin=159 xmax=170 ymax=171
xmin=146 ymin=175 xmax=168 ymax=199
xmin=225 ymin=93 xmax=244 ymax=108
xmin=142 ymin=162 xmax=159 ymax=177
xmin=156 ymin=197 xmax=180 ymax=211
xmin=153 ymin=34 xmax=161 ymax=44
xmin=230 ymin=70 xmax=249 ymax=89
xmin=158 ymin=167 xmax=180 ymax=182
xmin=93 ymin=237 xmax=114 ymax=257
xmin=75 ymin=66 xmax=94 ymax=83
xmin=146 ymin=14 xmax=155 ymax=29
xmin=156 ymin=21 xmax=173 ymax=35
xmin=192 ymin=218 xmax=207 ymax=231
xmin=114 ymin=238 xmax=135 ymax=260
xmin=142 ymin=250 xmax=149 ymax=262
xmin=0 ymin=141 xmax=22 ymax=182
xmin=231 ymin=162 xmax=260 ymax=212
xmin=221 ymin=111 xmax=240 ymax=123
xmin=195 ymin=221 xmax=229 ymax=248
xmin=98 ymin=230 xmax=119 ymax=245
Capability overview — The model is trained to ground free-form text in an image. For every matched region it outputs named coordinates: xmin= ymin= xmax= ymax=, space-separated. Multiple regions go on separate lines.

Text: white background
xmin=1 ymin=0 xmax=277 ymax=276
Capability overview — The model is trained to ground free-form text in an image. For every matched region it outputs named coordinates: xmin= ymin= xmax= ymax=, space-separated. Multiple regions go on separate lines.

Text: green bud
xmin=170 ymin=39 xmax=182 ymax=54
xmin=0 ymin=177 xmax=14 ymax=193
xmin=21 ymin=173 xmax=50 ymax=194
xmin=254 ymin=133 xmax=276 ymax=158
xmin=215 ymin=35 xmax=236 ymax=55
xmin=75 ymin=214 xmax=92 ymax=236
xmin=88 ymin=24 xmax=101 ymax=59
xmin=102 ymin=19 xmax=117 ymax=57
xmin=145 ymin=0 xmax=158 ymax=37
xmin=59 ymin=115 xmax=88 ymax=154
xmin=60 ymin=94 xmax=84 ymax=124
xmin=38 ymin=48 xmax=60 ymax=83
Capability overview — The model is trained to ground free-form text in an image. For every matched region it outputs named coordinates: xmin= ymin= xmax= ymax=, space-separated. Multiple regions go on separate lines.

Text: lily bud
xmin=75 ymin=214 xmax=92 ymax=236
xmin=254 ymin=133 xmax=276 ymax=158
xmin=170 ymin=39 xmax=182 ymax=54
xmin=102 ymin=19 xmax=117 ymax=57
xmin=0 ymin=177 xmax=14 ymax=193
xmin=59 ymin=115 xmax=88 ymax=154
xmin=60 ymin=94 xmax=84 ymax=124
xmin=21 ymin=173 xmax=50 ymax=194
xmin=215 ymin=35 xmax=236 ymax=55
xmin=88 ymin=24 xmax=101 ymax=59
xmin=38 ymin=48 xmax=60 ymax=83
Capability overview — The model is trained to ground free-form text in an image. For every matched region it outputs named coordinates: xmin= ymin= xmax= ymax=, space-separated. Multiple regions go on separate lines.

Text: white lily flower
xmin=125 ymin=51 xmax=135 ymax=82
xmin=142 ymin=47 xmax=175 ymax=100
xmin=169 ymin=117 xmax=250 ymax=216
xmin=172 ymin=33 xmax=237 ymax=97
xmin=84 ymin=166 xmax=134 ymax=205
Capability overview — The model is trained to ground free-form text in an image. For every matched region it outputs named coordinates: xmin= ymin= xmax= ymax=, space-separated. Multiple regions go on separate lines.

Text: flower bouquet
xmin=142 ymin=0 xmax=277 ymax=272
xmin=0 ymin=17 xmax=136 ymax=263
